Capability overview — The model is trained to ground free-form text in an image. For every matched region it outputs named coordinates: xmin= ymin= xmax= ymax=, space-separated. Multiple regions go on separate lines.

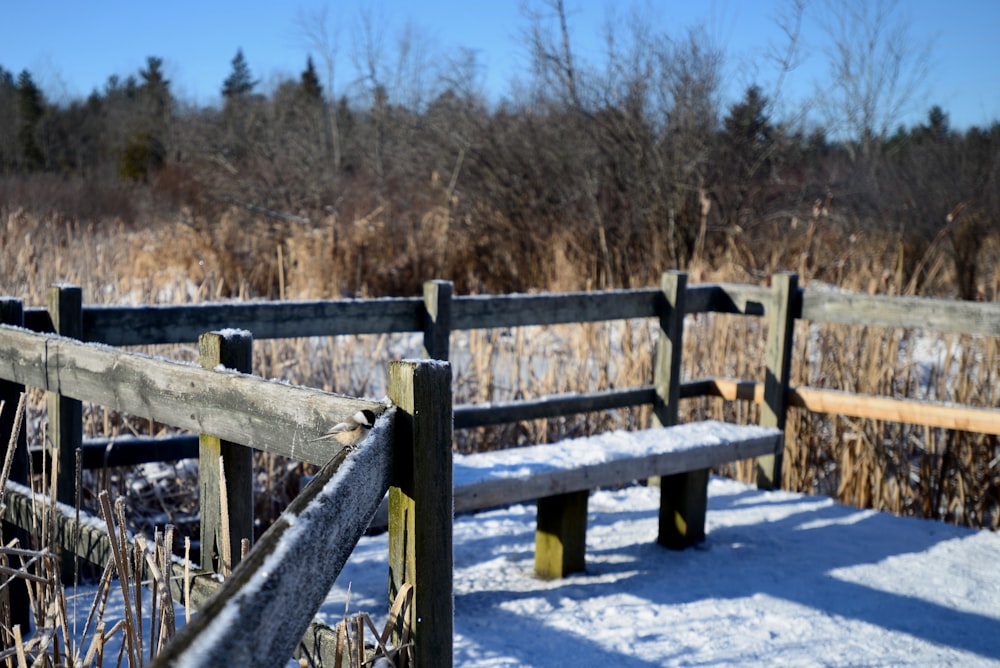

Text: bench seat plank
xmin=453 ymin=420 xmax=781 ymax=513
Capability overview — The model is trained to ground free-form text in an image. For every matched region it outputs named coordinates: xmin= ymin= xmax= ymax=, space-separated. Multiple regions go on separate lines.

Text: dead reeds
xmin=2 ymin=203 xmax=998 ymax=532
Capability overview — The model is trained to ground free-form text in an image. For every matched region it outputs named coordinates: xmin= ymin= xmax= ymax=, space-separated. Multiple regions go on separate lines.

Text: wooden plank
xmin=199 ymin=331 xmax=254 ymax=574
xmin=535 ymin=490 xmax=589 ymax=579
xmin=452 ymin=289 xmax=661 ymax=329
xmin=696 ymin=377 xmax=1000 ymax=435
xmin=387 ymin=360 xmax=453 ymax=668
xmin=31 ymin=434 xmax=200 ymax=470
xmin=801 ymin=291 xmax=1000 ymax=336
xmin=25 ymin=282 xmax=1000 ymax=344
xmin=454 ymin=387 xmax=657 ymax=428
xmin=22 ymin=307 xmax=53 ymax=333
xmin=149 ymin=418 xmax=393 ymax=668
xmin=452 ymin=421 xmax=782 ymax=513
xmin=422 ymin=279 xmax=453 ymax=360
xmin=0 ymin=325 xmax=382 ymax=466
xmin=685 ymin=284 xmax=770 ymax=316
xmin=791 ymin=385 xmax=1000 ymax=435
xmin=79 ymin=298 xmax=424 ymax=345
xmin=757 ymin=273 xmax=797 ymax=490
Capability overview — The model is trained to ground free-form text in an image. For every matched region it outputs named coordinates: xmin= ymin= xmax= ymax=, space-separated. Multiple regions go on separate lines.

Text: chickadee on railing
xmin=311 ymin=409 xmax=377 ymax=446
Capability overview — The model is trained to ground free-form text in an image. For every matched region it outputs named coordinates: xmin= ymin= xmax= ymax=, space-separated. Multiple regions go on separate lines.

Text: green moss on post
xmin=535 ymin=490 xmax=589 ymax=578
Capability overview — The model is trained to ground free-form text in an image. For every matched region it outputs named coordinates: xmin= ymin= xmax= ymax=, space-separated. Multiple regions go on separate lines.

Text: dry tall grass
xmin=1 ymin=203 xmax=998 ymax=666
xmin=2 ymin=205 xmax=998 ymax=538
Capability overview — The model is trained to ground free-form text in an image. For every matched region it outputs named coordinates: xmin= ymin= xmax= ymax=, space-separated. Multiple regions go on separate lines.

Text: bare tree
xmin=817 ymin=0 xmax=932 ymax=164
xmin=295 ymin=6 xmax=343 ymax=171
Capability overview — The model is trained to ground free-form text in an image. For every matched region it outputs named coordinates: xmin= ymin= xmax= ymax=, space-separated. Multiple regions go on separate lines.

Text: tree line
xmin=0 ymin=0 xmax=997 ymax=299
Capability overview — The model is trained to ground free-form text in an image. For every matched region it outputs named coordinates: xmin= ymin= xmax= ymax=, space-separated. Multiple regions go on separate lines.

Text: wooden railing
xmin=0 ymin=317 xmax=453 ymax=666
xmin=8 ymin=274 xmax=1000 ymax=496
xmin=2 ymin=272 xmax=999 ymax=663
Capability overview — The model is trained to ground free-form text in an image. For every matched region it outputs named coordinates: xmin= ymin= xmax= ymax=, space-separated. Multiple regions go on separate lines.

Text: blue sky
xmin=3 ymin=0 xmax=999 ymax=130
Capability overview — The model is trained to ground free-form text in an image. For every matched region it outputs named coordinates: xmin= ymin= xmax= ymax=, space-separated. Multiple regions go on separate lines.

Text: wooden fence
xmin=0 ymin=314 xmax=454 ymax=666
xmin=2 ymin=272 xmax=999 ymax=664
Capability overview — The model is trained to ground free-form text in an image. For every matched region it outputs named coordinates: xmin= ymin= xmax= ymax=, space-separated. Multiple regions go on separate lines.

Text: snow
xmin=453 ymin=421 xmax=778 ymax=485
xmin=159 ymin=414 xmax=393 ymax=666
xmin=317 ymin=476 xmax=1000 ymax=667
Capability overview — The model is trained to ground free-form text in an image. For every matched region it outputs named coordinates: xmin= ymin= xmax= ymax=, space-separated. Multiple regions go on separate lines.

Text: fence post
xmin=387 ymin=359 xmax=453 ymax=667
xmin=654 ymin=271 xmax=686 ymax=427
xmin=756 ymin=272 xmax=798 ymax=490
xmin=46 ymin=285 xmax=83 ymax=510
xmin=653 ymin=272 xmax=707 ymax=548
xmin=1 ymin=298 xmax=31 ymax=632
xmin=47 ymin=285 xmax=84 ymax=584
xmin=422 ymin=280 xmax=453 ymax=361
xmin=199 ymin=330 xmax=255 ymax=574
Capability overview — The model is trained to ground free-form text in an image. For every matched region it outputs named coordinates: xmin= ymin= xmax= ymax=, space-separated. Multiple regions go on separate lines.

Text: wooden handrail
xmin=706 ymin=378 xmax=1000 ymax=436
xmin=149 ymin=420 xmax=393 ymax=667
xmin=0 ymin=324 xmax=382 ymax=466
xmin=19 ymin=282 xmax=1000 ymax=341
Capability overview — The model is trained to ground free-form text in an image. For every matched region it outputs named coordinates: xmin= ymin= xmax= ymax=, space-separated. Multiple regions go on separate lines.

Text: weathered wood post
xmin=422 ymin=279 xmax=453 ymax=361
xmin=47 ymin=285 xmax=83 ymax=510
xmin=199 ymin=330 xmax=255 ymax=574
xmin=0 ymin=298 xmax=31 ymax=633
xmin=653 ymin=271 xmax=708 ymax=548
xmin=47 ymin=285 xmax=84 ymax=584
xmin=387 ymin=359 xmax=453 ymax=668
xmin=756 ymin=272 xmax=798 ymax=490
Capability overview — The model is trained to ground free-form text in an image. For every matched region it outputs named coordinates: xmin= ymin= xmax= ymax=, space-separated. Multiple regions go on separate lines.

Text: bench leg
xmin=658 ymin=468 xmax=709 ymax=549
xmin=535 ymin=490 xmax=589 ymax=578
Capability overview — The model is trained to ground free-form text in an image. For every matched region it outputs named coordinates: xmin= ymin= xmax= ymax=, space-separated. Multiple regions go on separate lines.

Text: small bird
xmin=311 ymin=409 xmax=377 ymax=446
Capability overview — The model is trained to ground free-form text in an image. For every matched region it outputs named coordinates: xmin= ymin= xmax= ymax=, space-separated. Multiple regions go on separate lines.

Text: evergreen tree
xmin=0 ymin=66 xmax=18 ymax=173
xmin=722 ymin=85 xmax=772 ymax=171
xmin=16 ymin=69 xmax=45 ymax=170
xmin=925 ymin=105 xmax=949 ymax=143
xmin=118 ymin=56 xmax=173 ymax=181
xmin=222 ymin=49 xmax=258 ymax=100
xmin=139 ymin=56 xmax=171 ymax=121
xmin=300 ymin=56 xmax=323 ymax=101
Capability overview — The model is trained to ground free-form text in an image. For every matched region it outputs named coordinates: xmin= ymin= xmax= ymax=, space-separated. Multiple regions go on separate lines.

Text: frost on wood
xmin=152 ymin=409 xmax=394 ymax=668
xmin=454 ymin=420 xmax=781 ymax=484
xmin=450 ymin=420 xmax=782 ymax=514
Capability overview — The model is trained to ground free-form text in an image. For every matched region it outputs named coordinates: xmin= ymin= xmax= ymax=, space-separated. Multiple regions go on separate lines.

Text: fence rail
xmin=0 ymin=325 xmax=380 ymax=466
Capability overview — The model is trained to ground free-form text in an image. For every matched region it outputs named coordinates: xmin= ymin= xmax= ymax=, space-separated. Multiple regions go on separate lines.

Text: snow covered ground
xmin=316 ymin=477 xmax=1000 ymax=667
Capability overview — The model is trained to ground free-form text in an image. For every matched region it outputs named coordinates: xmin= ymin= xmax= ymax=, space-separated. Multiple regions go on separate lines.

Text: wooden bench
xmin=452 ymin=419 xmax=782 ymax=578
